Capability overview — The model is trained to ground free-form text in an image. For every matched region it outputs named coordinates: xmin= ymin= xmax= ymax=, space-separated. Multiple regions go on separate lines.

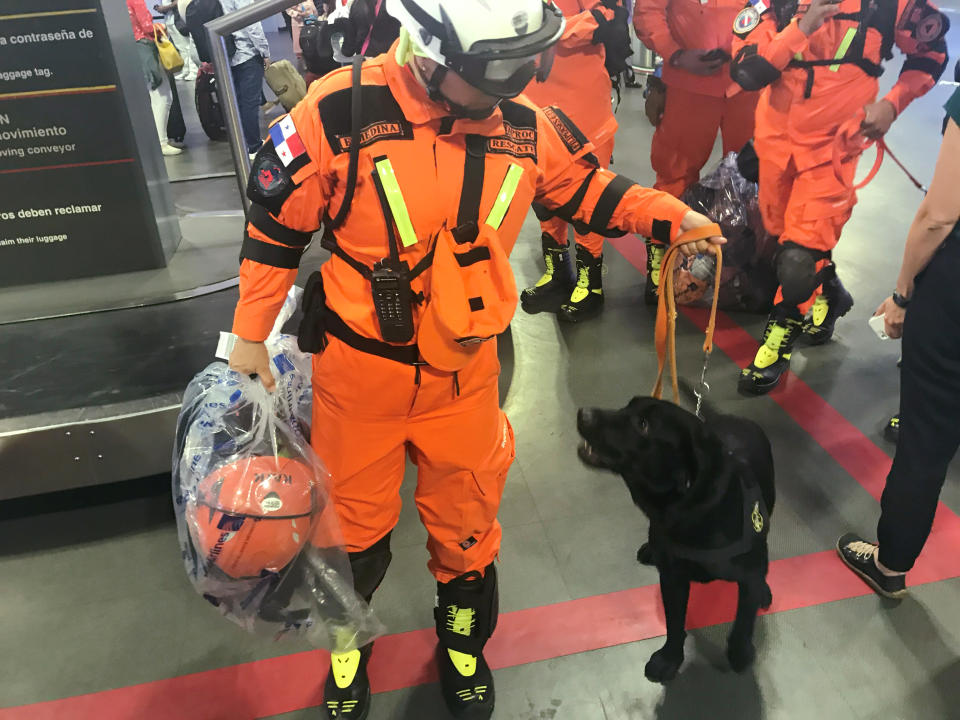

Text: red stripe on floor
xmin=8 ymin=537 xmax=960 ymax=720
xmin=5 ymin=236 xmax=960 ymax=719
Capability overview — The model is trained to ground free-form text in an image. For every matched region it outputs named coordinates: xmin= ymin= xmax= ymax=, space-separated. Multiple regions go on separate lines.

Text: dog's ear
xmin=675 ymin=416 xmax=717 ymax=493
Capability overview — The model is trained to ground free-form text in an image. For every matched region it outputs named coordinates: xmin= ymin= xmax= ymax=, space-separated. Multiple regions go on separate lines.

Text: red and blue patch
xmin=733 ymin=6 xmax=761 ymax=35
xmin=268 ymin=115 xmax=307 ymax=167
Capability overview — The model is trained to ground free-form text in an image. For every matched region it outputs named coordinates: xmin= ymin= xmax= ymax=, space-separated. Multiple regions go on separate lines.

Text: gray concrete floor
xmin=3 ymin=16 xmax=960 ymax=720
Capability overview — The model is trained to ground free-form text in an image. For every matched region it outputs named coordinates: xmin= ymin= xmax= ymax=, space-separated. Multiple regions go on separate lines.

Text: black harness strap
xmin=788 ymin=0 xmax=887 ymax=98
xmin=455 ymin=247 xmax=492 ymax=267
xmin=902 ymin=56 xmax=947 ymax=77
xmin=321 ymin=228 xmax=373 ymax=278
xmin=551 ymin=168 xmax=598 ymax=223
xmin=588 ymin=174 xmax=636 ymax=233
xmin=240 ymin=234 xmax=304 ymax=269
xmin=322 ymin=305 xmax=422 ymax=364
xmin=452 ymin=135 xmax=487 ymax=244
xmin=370 ymin=154 xmax=404 ymax=264
xmin=327 ymin=55 xmax=365 ymax=231
xmin=248 ymin=203 xmax=313 ymax=247
xmin=659 ymin=477 xmax=770 ymax=577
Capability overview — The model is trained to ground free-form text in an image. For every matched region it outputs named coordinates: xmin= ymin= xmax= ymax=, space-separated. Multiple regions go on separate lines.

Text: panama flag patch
xmin=269 ymin=115 xmax=306 ymax=167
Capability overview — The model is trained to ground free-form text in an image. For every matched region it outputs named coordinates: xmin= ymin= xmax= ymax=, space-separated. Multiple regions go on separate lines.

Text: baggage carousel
xmin=0 ymin=158 xmax=247 ymax=500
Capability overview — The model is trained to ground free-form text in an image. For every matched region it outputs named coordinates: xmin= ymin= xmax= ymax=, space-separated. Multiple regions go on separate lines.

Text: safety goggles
xmin=443 ymin=2 xmax=565 ymax=98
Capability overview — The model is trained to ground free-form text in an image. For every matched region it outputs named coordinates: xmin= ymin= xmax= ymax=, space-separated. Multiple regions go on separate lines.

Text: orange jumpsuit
xmin=634 ymin=0 xmax=759 ymax=198
xmin=523 ymin=0 xmax=620 ymax=257
xmin=730 ymin=0 xmax=947 ymax=309
xmin=232 ymin=44 xmax=692 ymax=583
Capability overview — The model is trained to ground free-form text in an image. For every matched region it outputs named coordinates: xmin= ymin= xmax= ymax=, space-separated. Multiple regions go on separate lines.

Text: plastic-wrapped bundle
xmin=172 ymin=289 xmax=384 ymax=652
xmin=672 ymin=152 xmax=779 ymax=313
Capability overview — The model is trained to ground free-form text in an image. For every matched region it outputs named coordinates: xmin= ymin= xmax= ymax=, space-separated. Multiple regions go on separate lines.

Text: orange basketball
xmin=188 ymin=455 xmax=317 ymax=578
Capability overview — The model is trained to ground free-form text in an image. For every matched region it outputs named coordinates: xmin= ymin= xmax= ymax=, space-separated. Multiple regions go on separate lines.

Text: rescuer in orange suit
xmin=729 ymin=0 xmax=948 ymax=394
xmin=226 ymin=1 xmax=722 ymax=718
xmin=520 ymin=0 xmax=631 ymax=322
xmin=634 ymin=0 xmax=759 ymax=301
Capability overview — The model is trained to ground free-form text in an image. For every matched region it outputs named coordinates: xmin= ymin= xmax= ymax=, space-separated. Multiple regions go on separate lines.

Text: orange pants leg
xmin=650 ymin=86 xmax=724 ymax=198
xmin=757 ymin=156 xmax=794 ymax=239
xmin=407 ymin=343 xmax=515 ymax=583
xmin=540 ymin=138 xmax=615 ymax=257
xmin=311 ymin=337 xmax=414 ymax=553
xmin=312 ymin=336 xmax=513 ymax=584
xmin=720 ymin=92 xmax=758 ymax=156
xmin=771 ymin=157 xmax=860 ymax=314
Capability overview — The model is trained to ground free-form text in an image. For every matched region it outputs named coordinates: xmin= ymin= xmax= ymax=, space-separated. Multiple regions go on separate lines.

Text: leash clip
xmin=694 ymin=350 xmax=712 ymax=420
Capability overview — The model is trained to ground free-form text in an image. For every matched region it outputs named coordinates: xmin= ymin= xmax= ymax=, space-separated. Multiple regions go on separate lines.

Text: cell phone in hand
xmin=868 ymin=314 xmax=889 ymax=340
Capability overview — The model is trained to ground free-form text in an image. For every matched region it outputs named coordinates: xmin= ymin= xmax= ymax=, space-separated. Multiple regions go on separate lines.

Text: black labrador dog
xmin=577 ymin=396 xmax=775 ymax=682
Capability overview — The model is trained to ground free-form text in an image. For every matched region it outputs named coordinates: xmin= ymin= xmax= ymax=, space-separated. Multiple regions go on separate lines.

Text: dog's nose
xmin=577 ymin=408 xmax=595 ymax=432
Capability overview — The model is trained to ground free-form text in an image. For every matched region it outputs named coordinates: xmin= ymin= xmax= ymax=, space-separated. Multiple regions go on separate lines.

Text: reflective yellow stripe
xmin=374 ymin=158 xmax=419 ymax=248
xmin=829 ymin=28 xmax=858 ymax=72
xmin=484 ymin=164 xmax=524 ymax=230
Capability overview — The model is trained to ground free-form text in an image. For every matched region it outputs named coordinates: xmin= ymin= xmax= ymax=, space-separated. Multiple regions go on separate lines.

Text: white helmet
xmin=386 ymin=0 xmax=565 ymax=99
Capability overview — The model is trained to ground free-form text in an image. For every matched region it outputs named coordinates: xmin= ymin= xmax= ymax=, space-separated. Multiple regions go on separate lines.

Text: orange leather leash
xmin=652 ymin=223 xmax=724 ymax=408
xmin=833 ymin=111 xmax=927 ymax=193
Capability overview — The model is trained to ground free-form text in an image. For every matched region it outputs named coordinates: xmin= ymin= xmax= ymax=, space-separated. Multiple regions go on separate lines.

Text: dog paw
xmin=636 ymin=543 xmax=655 ymax=566
xmin=645 ymin=647 xmax=683 ymax=683
xmin=726 ymin=640 xmax=756 ymax=673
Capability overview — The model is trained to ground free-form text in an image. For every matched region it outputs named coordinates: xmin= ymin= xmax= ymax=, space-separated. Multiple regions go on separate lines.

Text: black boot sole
xmin=520 ymin=286 xmax=573 ymax=315
xmin=558 ymin=299 xmax=604 ymax=323
xmin=737 ymin=368 xmax=786 ymax=396
xmin=323 ymin=684 xmax=371 ymax=720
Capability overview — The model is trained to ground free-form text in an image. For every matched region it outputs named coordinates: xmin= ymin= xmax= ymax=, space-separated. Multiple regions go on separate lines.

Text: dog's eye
xmin=633 ymin=416 xmax=649 ymax=435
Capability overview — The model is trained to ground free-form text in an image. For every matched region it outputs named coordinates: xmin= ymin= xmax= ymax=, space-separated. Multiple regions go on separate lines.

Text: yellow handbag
xmin=154 ymin=26 xmax=184 ymax=72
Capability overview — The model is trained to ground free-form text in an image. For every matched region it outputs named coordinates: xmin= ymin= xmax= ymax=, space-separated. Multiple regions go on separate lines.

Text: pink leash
xmin=359 ymin=0 xmax=384 ymax=56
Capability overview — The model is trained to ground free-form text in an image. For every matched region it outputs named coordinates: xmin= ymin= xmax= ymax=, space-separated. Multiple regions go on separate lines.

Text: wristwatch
xmin=892 ymin=291 xmax=911 ymax=309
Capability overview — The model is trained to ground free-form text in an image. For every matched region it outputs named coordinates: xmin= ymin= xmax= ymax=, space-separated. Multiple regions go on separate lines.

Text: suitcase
xmin=194 ymin=63 xmax=227 ymax=141
xmin=264 ymin=59 xmax=307 ymax=112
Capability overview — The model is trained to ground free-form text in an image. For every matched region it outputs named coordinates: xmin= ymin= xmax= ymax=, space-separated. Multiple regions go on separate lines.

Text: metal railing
xmin=206 ymin=0 xmax=295 ymax=212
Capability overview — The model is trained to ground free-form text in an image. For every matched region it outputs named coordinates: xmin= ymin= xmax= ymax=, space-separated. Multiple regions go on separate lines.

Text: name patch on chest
xmin=486 ymin=122 xmax=538 ymax=161
xmin=335 ymin=121 xmax=411 ymax=153
xmin=543 ymin=106 xmax=587 ymax=155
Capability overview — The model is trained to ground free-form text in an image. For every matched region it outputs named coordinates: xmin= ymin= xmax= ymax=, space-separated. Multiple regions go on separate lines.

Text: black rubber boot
xmin=644 ymin=239 xmax=666 ymax=306
xmin=322 ymin=534 xmax=392 ymax=720
xmin=436 ymin=565 xmax=498 ymax=719
xmin=520 ymin=233 xmax=574 ymax=315
xmin=559 ymin=245 xmax=604 ymax=323
xmin=802 ymin=267 xmax=854 ymax=345
xmin=324 ymin=644 xmax=373 ymax=719
xmin=738 ymin=310 xmax=804 ymax=395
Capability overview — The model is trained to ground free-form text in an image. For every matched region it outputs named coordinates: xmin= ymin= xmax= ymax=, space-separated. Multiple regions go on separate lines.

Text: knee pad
xmin=348 ymin=532 xmax=393 ymax=602
xmin=776 ymin=247 xmax=821 ymax=307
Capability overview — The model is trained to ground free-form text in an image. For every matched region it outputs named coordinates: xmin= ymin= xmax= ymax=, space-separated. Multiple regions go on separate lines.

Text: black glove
xmin=591 ymin=3 xmax=633 ymax=76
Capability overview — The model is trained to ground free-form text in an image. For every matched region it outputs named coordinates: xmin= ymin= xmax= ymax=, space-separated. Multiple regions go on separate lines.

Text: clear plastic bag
xmin=673 ymin=152 xmax=779 ymax=313
xmin=172 ymin=289 xmax=384 ymax=652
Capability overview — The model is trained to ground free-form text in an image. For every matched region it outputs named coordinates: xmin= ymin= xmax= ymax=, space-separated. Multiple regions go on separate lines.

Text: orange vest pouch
xmin=418 ymin=224 xmax=519 ymax=373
